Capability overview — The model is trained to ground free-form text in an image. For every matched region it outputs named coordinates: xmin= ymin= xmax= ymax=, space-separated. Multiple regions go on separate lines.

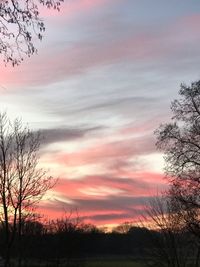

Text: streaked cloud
xmin=40 ymin=125 xmax=103 ymax=145
xmin=0 ymin=0 xmax=199 ymax=225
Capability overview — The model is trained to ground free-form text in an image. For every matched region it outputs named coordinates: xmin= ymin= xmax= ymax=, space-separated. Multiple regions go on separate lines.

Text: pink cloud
xmin=176 ymin=14 xmax=200 ymax=31
xmin=36 ymin=122 xmax=166 ymax=225
xmin=1 ymin=28 xmax=192 ymax=89
xmin=53 ymin=171 xmax=166 ymax=200
xmin=1 ymin=11 xmax=200 ymax=90
xmin=0 ymin=32 xmax=165 ymax=88
xmin=55 ymin=135 xmax=155 ymax=167
xmin=36 ymin=169 xmax=167 ymax=225
xmin=38 ymin=200 xmax=136 ymax=226
xmin=40 ymin=0 xmax=112 ymax=18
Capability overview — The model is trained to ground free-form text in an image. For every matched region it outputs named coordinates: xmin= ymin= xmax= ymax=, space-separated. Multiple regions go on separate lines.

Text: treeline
xmin=0 ymin=218 xmax=198 ymax=266
xmin=0 ymin=219 xmax=152 ymax=261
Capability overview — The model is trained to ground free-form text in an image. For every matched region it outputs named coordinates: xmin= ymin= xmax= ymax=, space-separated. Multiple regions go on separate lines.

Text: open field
xmin=9 ymin=258 xmax=146 ymax=267
xmin=85 ymin=259 xmax=144 ymax=267
xmin=8 ymin=257 xmax=196 ymax=267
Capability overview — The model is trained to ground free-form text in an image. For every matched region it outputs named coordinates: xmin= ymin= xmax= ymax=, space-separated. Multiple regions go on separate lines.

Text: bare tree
xmin=143 ymin=196 xmax=197 ymax=267
xmin=155 ymin=81 xmax=200 ymax=237
xmin=112 ymin=221 xmax=134 ymax=234
xmin=0 ymin=112 xmax=54 ymax=267
xmin=0 ymin=0 xmax=63 ymax=66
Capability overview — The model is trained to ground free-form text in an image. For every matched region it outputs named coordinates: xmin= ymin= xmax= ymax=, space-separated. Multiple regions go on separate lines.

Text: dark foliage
xmin=0 ymin=219 xmax=198 ymax=267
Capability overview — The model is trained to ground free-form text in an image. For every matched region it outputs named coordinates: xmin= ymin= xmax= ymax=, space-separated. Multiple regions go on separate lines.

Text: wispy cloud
xmin=0 ymin=0 xmax=199 ymax=225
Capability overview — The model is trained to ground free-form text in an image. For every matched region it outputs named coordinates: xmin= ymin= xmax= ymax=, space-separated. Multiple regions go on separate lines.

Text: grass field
xmin=85 ymin=259 xmax=144 ymax=267
xmin=9 ymin=257 xmax=146 ymax=267
xmin=86 ymin=262 xmax=140 ymax=267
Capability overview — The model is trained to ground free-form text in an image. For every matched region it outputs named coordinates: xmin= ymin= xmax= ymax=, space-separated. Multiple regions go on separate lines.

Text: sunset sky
xmin=1 ymin=0 xmax=200 ymax=227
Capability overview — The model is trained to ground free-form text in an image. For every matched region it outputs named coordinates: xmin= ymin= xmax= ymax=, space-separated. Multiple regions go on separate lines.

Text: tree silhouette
xmin=144 ymin=196 xmax=198 ymax=267
xmin=155 ymin=80 xmax=200 ymax=238
xmin=0 ymin=0 xmax=63 ymax=66
xmin=0 ymin=112 xmax=54 ymax=267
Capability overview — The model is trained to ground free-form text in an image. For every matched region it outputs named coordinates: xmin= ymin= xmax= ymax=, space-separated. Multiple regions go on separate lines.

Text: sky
xmin=1 ymin=0 xmax=200 ymax=228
